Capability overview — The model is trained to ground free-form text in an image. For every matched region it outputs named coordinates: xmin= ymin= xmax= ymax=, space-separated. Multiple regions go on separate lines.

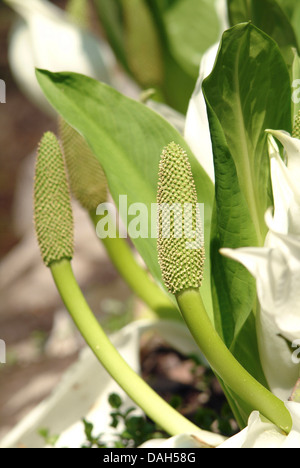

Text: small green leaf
xmin=82 ymin=419 xmax=94 ymax=440
xmin=110 ymin=412 xmax=120 ymax=429
xmin=38 ymin=428 xmax=60 ymax=447
xmin=108 ymin=392 xmax=123 ymax=409
xmin=125 ymin=415 xmax=145 ymax=432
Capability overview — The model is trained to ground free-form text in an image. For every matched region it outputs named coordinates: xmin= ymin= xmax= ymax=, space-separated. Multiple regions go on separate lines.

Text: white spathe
xmin=6 ymin=0 xmax=116 ymax=115
xmin=266 ymin=130 xmax=300 ymax=235
xmin=184 ymin=42 xmax=219 ymax=181
xmin=221 ymin=130 xmax=300 ymax=399
xmin=141 ymin=402 xmax=300 ymax=449
xmin=139 ymin=432 xmax=214 ymax=449
xmin=184 ymin=0 xmax=229 ymax=181
xmin=218 ymin=402 xmax=300 ymax=448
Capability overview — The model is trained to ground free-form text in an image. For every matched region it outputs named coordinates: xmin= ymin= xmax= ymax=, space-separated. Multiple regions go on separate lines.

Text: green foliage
xmin=94 ymin=0 xmax=223 ymax=112
xmin=81 ymin=393 xmax=164 ymax=448
xmin=38 ymin=428 xmax=60 ymax=448
xmin=271 ymin=0 xmax=300 ymax=51
xmin=80 ymin=388 xmax=236 ymax=448
xmin=36 ymin=69 xmax=215 ymax=319
xmin=93 ymin=0 xmax=129 ymax=73
xmin=163 ymin=0 xmax=221 ymax=77
xmin=35 ymin=0 xmax=300 ymax=439
xmin=203 ymin=23 xmax=292 ymax=351
xmin=227 ymin=0 xmax=299 ymax=70
xmin=108 ymin=392 xmax=122 ymax=409
xmin=120 ymin=0 xmax=164 ymax=88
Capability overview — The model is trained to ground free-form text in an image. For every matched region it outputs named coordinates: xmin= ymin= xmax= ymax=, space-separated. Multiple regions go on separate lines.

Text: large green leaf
xmin=203 ymin=23 xmax=291 ymax=372
xmin=206 ymin=108 xmax=257 ymax=346
xmin=230 ymin=312 xmax=268 ymax=388
xmin=36 ymin=70 xmax=214 ymax=315
xmin=203 ymin=23 xmax=292 ymax=247
xmin=227 ymin=0 xmax=299 ymax=68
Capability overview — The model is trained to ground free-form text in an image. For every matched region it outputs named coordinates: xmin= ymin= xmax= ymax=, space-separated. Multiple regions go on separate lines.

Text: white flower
xmin=139 ymin=432 xmax=225 ymax=449
xmin=221 ymin=130 xmax=300 ymax=399
xmin=184 ymin=0 xmax=229 ymax=181
xmin=5 ymin=0 xmax=116 ymax=115
xmin=218 ymin=402 xmax=300 ymax=448
xmin=140 ymin=402 xmax=300 ymax=449
xmin=266 ymin=130 xmax=300 ymax=235
xmin=184 ymin=43 xmax=219 ymax=181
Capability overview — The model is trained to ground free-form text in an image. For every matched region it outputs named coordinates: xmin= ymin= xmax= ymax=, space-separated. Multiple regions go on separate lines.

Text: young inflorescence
xmin=157 ymin=142 xmax=205 ymax=295
xmin=59 ymin=118 xmax=107 ymax=211
xmin=34 ymin=131 xmax=74 ymax=267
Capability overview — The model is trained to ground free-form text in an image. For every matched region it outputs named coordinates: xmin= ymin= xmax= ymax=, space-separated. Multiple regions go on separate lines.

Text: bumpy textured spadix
xmin=34 ymin=131 xmax=74 ymax=267
xmin=157 ymin=142 xmax=205 ymax=294
xmin=59 ymin=118 xmax=107 ymax=211
xmin=292 ymin=110 xmax=300 ymax=139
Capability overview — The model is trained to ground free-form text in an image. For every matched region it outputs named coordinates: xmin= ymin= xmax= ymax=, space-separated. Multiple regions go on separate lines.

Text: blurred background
xmin=0 ymin=0 xmax=232 ymax=443
xmin=0 ymin=0 xmax=135 ymax=440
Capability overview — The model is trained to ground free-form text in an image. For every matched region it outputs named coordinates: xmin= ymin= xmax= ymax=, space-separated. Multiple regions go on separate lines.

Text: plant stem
xmin=176 ymin=288 xmax=293 ymax=434
xmin=89 ymin=211 xmax=180 ymax=321
xmin=50 ymin=259 xmax=222 ymax=442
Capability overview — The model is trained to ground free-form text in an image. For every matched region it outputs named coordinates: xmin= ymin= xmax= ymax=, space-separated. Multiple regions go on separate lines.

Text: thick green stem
xmin=176 ymin=288 xmax=292 ymax=434
xmin=50 ymin=260 xmax=209 ymax=439
xmin=89 ymin=211 xmax=180 ymax=321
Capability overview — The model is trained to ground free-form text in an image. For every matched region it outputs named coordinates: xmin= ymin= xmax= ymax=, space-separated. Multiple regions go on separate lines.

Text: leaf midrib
xmin=232 ymin=36 xmax=263 ymax=246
